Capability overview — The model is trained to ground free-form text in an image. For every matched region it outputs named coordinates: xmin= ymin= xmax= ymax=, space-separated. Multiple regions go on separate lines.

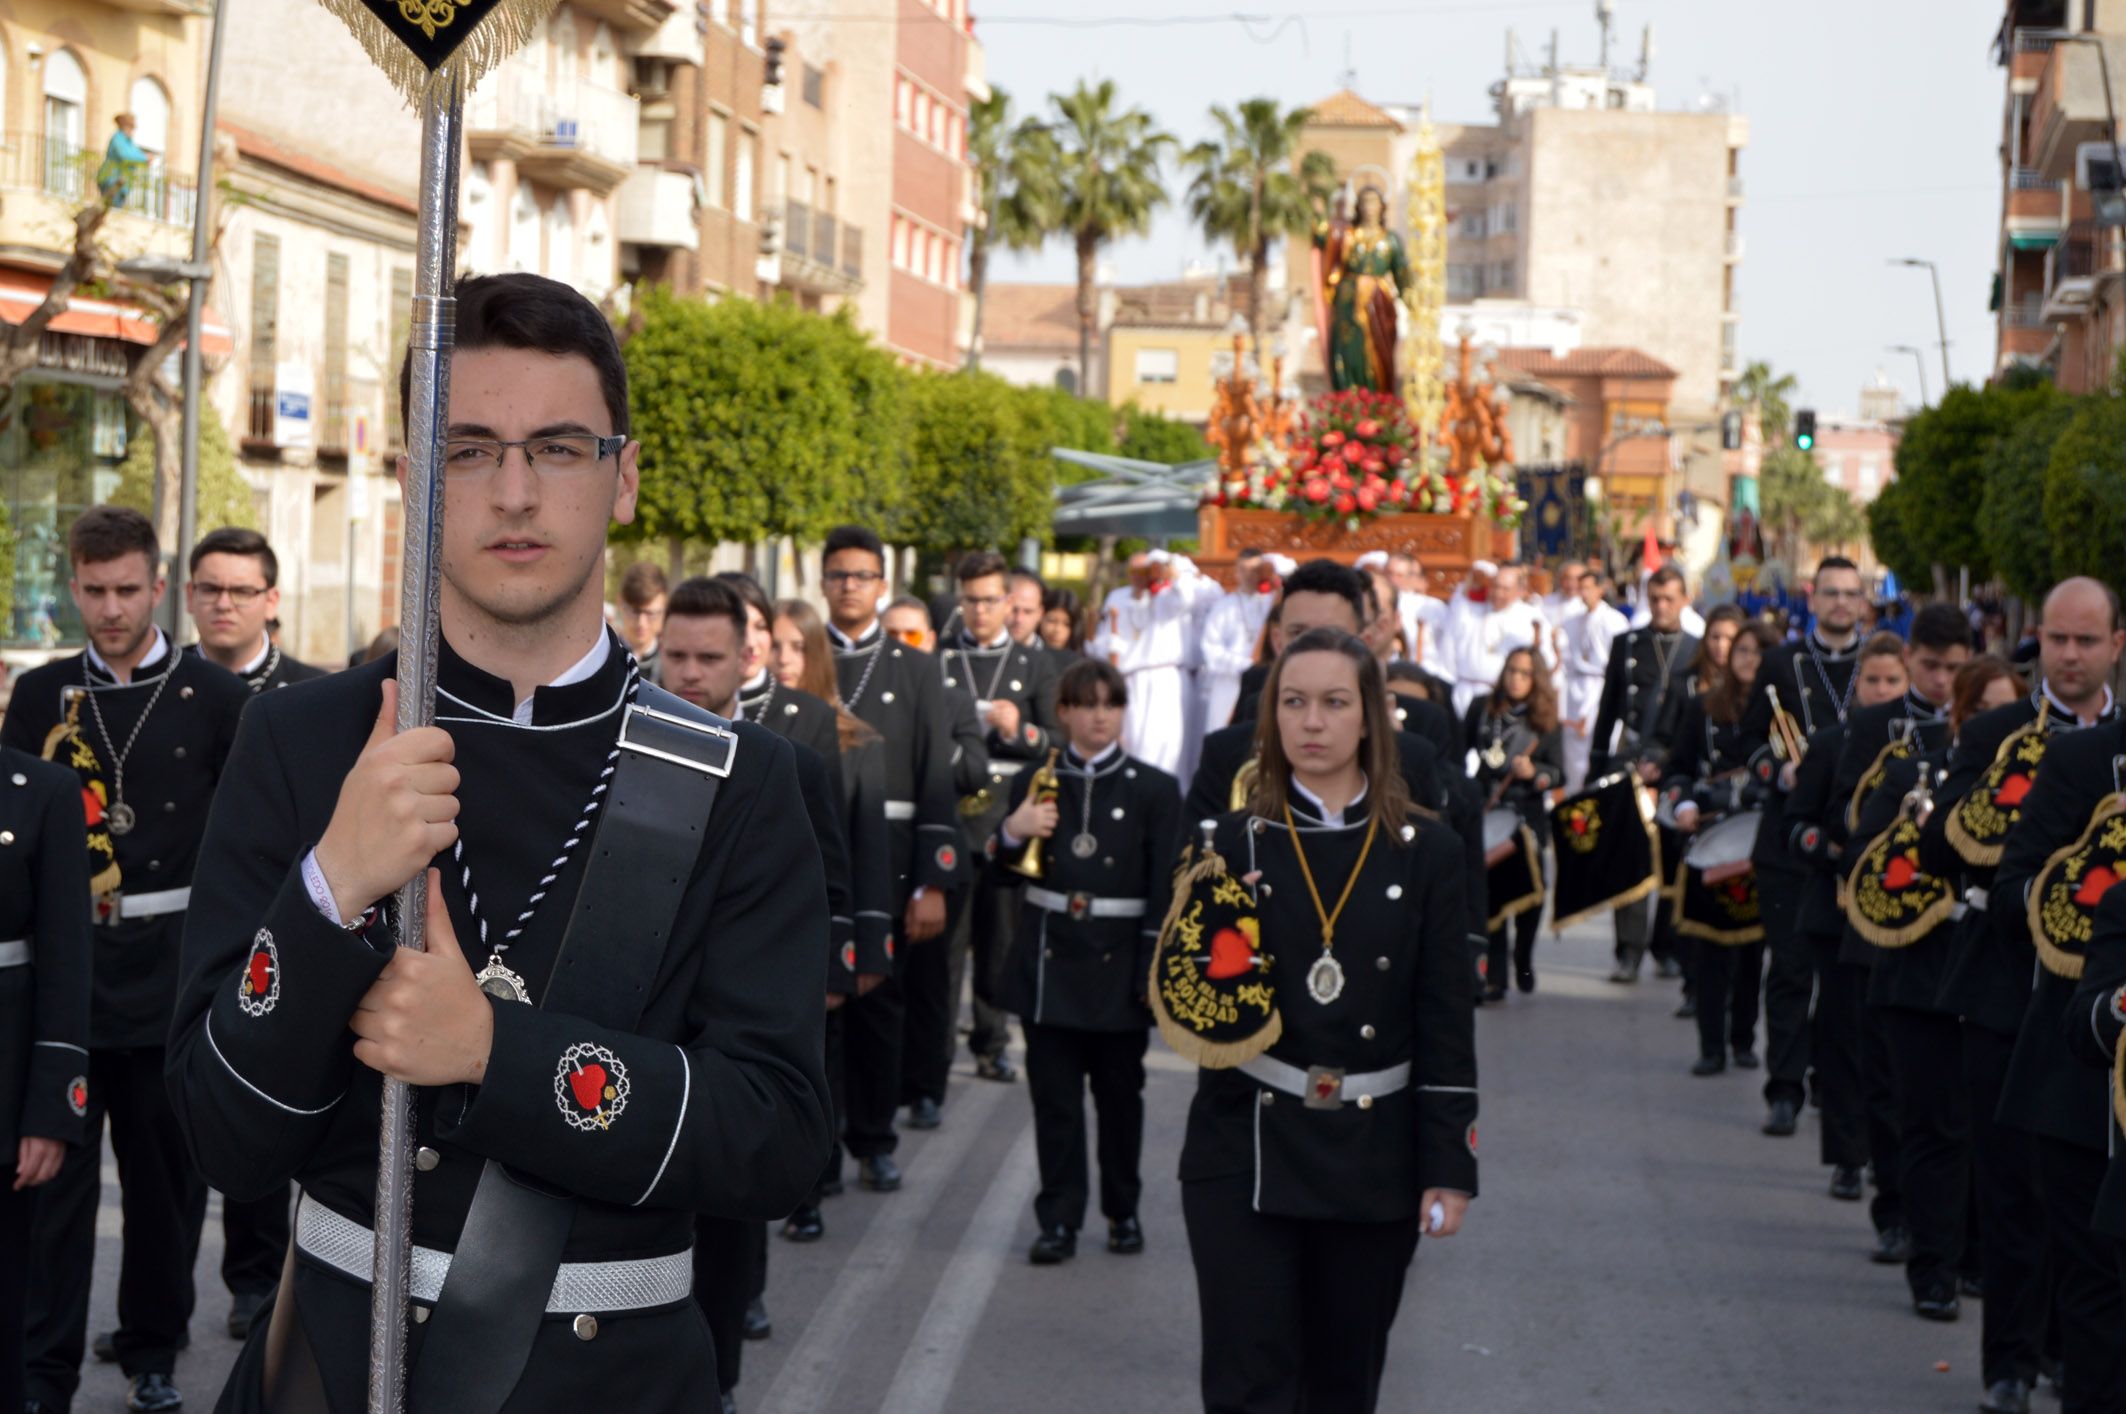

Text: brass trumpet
xmin=1766 ymin=685 xmax=1808 ymax=764
xmin=1012 ymin=748 xmax=1064 ymax=880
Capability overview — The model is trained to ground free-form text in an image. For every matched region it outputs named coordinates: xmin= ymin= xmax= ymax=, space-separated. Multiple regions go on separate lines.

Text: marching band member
xmin=1171 ymin=628 xmax=1475 ymax=1413
xmin=1464 ymin=648 xmax=1563 ymax=1002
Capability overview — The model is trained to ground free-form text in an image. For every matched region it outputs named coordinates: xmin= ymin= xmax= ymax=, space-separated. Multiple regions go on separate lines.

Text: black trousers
xmin=2 ymin=1168 xmax=29 ymax=1413
xmin=1611 ymin=891 xmax=1675 ymax=972
xmin=940 ymin=861 xmax=1015 ymax=1083
xmin=219 ymin=1186 xmax=291 ymax=1299
xmin=1483 ymin=910 xmax=1539 ymax=992
xmin=840 ymin=967 xmax=904 ymax=1160
xmin=1182 ymin=1175 xmax=1421 ymax=1414
xmin=900 ymin=888 xmax=960 ymax=1108
xmin=1024 ymin=1025 xmax=1148 ymax=1232
xmin=1803 ymin=931 xmax=1866 ymax=1168
xmin=1964 ymin=1022 xmax=2050 ymax=1388
xmin=1877 ymin=1006 xmax=1969 ymax=1295
xmin=26 ymin=1046 xmax=205 ymax=1403
xmin=692 ymin=1217 xmax=767 ymax=1396
xmin=1757 ymin=870 xmax=1812 ymax=1106
xmin=1858 ymin=994 xmax=1904 ymax=1235
xmin=2030 ymin=1135 xmax=2126 ymax=1414
xmin=812 ymin=1003 xmax=848 ymax=1195
xmin=1692 ymin=939 xmax=1764 ymax=1060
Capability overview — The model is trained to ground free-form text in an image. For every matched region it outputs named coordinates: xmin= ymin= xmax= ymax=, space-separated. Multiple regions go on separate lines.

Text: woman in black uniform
xmin=1464 ymin=647 xmax=1564 ymax=1001
xmin=0 ymin=745 xmax=90 ymax=1411
xmin=1177 ymin=628 xmax=1477 ymax=1414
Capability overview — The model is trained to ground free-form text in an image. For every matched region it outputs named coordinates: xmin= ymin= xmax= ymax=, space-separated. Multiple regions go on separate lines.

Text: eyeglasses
xmin=1815 ymin=586 xmax=1866 ymax=600
xmin=824 ymin=569 xmax=886 ymax=587
xmin=442 ymin=434 xmax=625 ymax=478
xmin=960 ymin=593 xmax=1006 ymax=610
xmin=189 ymin=581 xmax=267 ymax=605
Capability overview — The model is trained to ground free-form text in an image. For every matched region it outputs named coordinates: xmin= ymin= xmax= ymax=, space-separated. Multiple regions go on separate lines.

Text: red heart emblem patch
xmin=1206 ymin=927 xmax=1254 ymax=980
xmin=247 ymin=952 xmax=272 ymax=997
xmin=569 ymin=1064 xmax=608 ymax=1111
xmin=70 ymin=1080 xmax=87 ymax=1110
xmin=1882 ymin=855 xmax=1919 ymax=890
xmin=2075 ymin=865 xmax=2120 ymax=907
xmin=1569 ymin=815 xmax=1589 ymax=836
xmin=1994 ymin=774 xmax=2032 ymax=808
xmin=80 ymin=787 xmax=103 ymax=827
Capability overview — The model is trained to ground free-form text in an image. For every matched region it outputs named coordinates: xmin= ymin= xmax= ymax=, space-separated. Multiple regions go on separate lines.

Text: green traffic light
xmin=1796 ymin=434 xmax=1814 ymax=450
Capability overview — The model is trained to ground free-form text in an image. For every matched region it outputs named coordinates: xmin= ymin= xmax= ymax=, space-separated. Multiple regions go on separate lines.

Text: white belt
xmin=988 ymin=759 xmax=1026 ymax=777
xmin=1024 ymin=887 xmax=1145 ymax=919
xmin=110 ymin=887 xmax=191 ymax=922
xmin=0 ymin=939 xmax=26 ymax=968
xmin=295 ymin=1196 xmax=692 ymax=1314
xmin=883 ymin=800 xmax=917 ymax=821
xmin=1965 ymin=886 xmax=1989 ymax=912
xmin=1241 ymin=1055 xmax=1411 ymax=1109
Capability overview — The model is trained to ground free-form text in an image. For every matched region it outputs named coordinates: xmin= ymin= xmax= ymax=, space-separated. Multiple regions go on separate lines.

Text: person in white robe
xmin=1198 ymin=550 xmax=1291 ymax=732
xmin=1445 ymin=561 xmax=1553 ymax=713
xmin=1562 ymin=569 xmax=1630 ymax=790
xmin=1089 ymin=549 xmax=1210 ymax=779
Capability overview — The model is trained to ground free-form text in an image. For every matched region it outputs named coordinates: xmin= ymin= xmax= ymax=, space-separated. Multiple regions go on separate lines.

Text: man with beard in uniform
xmin=2 ymin=506 xmax=251 ymax=1414
xmin=920 ymin=552 xmax=1057 ymax=1113
xmin=177 ymin=525 xmax=325 ymax=1344
xmin=1740 ymin=556 xmax=1866 ymax=1138
xmin=1586 ymin=565 xmax=1698 ymax=986
xmin=1925 ymin=577 xmax=2120 ymax=1414
xmin=822 ymin=526 xmax=964 ymax=1193
xmin=1992 ymin=580 xmax=2126 ymax=1414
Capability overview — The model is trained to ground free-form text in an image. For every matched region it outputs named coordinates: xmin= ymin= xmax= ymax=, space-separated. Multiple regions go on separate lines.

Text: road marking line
xmin=876 ymin=1119 xmax=1039 ymax=1414
xmin=756 ymin=1079 xmax=1010 ymax=1414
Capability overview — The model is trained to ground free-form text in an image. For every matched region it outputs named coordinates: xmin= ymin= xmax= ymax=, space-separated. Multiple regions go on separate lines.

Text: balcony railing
xmin=2011 ymin=165 xmax=2061 ymax=190
xmin=0 ymin=133 xmax=197 ymax=226
xmin=2014 ymin=29 xmax=2060 ymax=54
xmin=2053 ymin=221 xmax=2104 ymax=282
xmin=247 ymin=384 xmax=275 ymax=443
xmin=780 ymin=198 xmax=863 ymax=289
xmin=814 ymin=209 xmax=838 ymax=269
xmin=784 ymin=198 xmax=808 ymax=259
xmin=2003 ymin=296 xmax=2048 ymax=328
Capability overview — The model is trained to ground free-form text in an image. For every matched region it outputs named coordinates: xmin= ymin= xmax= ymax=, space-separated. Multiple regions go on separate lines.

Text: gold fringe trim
xmin=43 ymin=701 xmax=122 ymax=898
xmin=2114 ymin=1019 xmax=2126 ymax=1141
xmin=1846 ymin=891 xmax=1956 ymax=949
xmin=1485 ymin=826 xmax=1544 ymax=933
xmin=1148 ymin=841 xmax=1283 ymax=1070
xmin=312 ymin=0 xmax=561 ymax=107
xmin=1674 ymin=917 xmax=1765 ymax=946
xmin=1946 ymin=720 xmax=2046 ymax=868
xmin=2026 ymin=794 xmax=2126 ymax=982
xmin=1846 ymin=738 xmax=1908 ymax=834
xmin=1550 ymin=870 xmax=1660 ymax=936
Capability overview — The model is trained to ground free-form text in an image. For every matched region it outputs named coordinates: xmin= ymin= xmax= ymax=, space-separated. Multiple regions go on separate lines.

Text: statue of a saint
xmin=1311 ymin=185 xmax=1408 ymax=395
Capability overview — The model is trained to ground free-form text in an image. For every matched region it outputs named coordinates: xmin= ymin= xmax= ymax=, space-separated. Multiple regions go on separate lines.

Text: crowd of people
xmin=2 ymin=270 xmax=2123 ymax=1414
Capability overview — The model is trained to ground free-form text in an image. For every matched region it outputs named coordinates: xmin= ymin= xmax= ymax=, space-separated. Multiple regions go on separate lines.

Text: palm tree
xmin=1733 ymin=360 xmax=1798 ymax=442
xmin=965 ymin=87 xmax=1060 ymax=371
xmin=1181 ymin=98 xmax=1336 ymax=356
xmin=1046 ymin=79 xmax=1173 ymax=397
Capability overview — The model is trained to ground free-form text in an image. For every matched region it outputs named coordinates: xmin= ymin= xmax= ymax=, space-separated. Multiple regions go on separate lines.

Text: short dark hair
xmin=619 ymin=560 xmax=668 ymax=609
xmin=823 ymin=525 xmax=886 ymax=568
xmin=190 ymin=526 xmax=279 ymax=587
xmin=665 ymin=575 xmax=746 ymax=639
xmin=68 ymin=505 xmax=158 ymax=570
xmin=712 ymin=571 xmax=771 ymax=629
xmin=1909 ymin=603 xmax=1971 ymax=653
xmin=884 ymin=595 xmax=931 ymax=624
xmin=1646 ymin=565 xmax=1686 ymax=594
xmin=1279 ymin=558 xmax=1368 ymax=626
xmin=397 ymin=272 xmax=629 ymax=441
xmin=955 ymin=550 xmax=1010 ymax=585
xmin=1008 ymin=567 xmax=1046 ymax=592
xmin=1056 ymin=658 xmax=1127 ymax=710
xmin=1860 ymin=630 xmax=1908 ymax=663
xmin=1815 ymin=555 xmax=1861 ymax=581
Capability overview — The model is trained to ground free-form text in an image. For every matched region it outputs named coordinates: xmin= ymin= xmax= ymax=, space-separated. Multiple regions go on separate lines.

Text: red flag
xmin=1641 ymin=525 xmax=1661 ymax=575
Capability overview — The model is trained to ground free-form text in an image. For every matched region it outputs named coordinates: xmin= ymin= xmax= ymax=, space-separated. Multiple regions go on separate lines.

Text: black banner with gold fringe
xmin=2027 ymin=794 xmax=2126 ymax=980
xmin=1149 ymin=842 xmax=1282 ymax=1069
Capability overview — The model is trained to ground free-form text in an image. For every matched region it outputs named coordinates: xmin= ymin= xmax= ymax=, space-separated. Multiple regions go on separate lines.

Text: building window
xmin=386 ymin=266 xmax=412 ymax=450
xmin=802 ymin=64 xmax=824 ymax=108
xmin=128 ymin=76 xmax=173 ymax=158
xmin=735 ymin=130 xmax=755 ymax=221
xmin=322 ymin=252 xmax=349 ymax=454
xmin=248 ymin=235 xmax=280 ymax=441
xmin=1053 ymin=366 xmax=1077 ymax=395
xmin=550 ymin=10 xmax=578 ymax=87
xmin=1822 ymin=455 xmax=1844 ymax=486
xmin=509 ymin=183 xmax=540 ymax=270
xmin=738 ymin=0 xmax=757 ymax=47
xmin=463 ymin=161 xmax=494 ymax=270
xmin=547 ymin=195 xmax=576 ymax=287
xmin=1447 ymin=263 xmax=1479 ymax=298
xmin=891 ymin=217 xmax=907 ymax=269
xmin=708 ymin=0 xmax=728 ymax=23
xmin=705 ymin=112 xmax=727 ymax=207
xmin=914 ymin=90 xmax=931 ymax=138
xmin=1858 ymin=457 xmax=1880 ymax=496
xmin=1459 ymin=211 xmax=1486 ymax=238
xmin=897 ymin=79 xmax=912 ymax=128
xmin=1135 ymin=348 xmax=1179 ymax=384
xmin=42 ymin=48 xmax=89 ymax=197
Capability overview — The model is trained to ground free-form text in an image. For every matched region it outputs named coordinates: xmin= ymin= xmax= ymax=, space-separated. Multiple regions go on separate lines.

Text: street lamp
xmin=1886 ymin=343 xmax=1930 ymax=408
xmin=1887 ymin=257 xmax=1952 ymax=390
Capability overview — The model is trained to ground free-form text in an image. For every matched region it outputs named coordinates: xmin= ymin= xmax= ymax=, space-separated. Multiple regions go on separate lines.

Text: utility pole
xmin=177 ymin=0 xmax=229 ymax=629
xmin=1888 ymin=258 xmax=1950 ymax=391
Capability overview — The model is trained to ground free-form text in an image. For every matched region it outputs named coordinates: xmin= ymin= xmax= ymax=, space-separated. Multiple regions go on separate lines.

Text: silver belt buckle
xmin=94 ymin=891 xmax=122 ymax=927
xmin=1067 ymin=890 xmax=1093 ymax=920
xmin=1304 ymin=1066 xmax=1345 ymax=1110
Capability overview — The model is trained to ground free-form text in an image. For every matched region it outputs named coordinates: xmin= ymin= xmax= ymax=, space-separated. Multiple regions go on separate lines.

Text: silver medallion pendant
xmin=1482 ymin=742 xmax=1508 ymax=771
xmin=1306 ymin=952 xmax=1346 ymax=1005
xmin=1071 ymin=832 xmax=1099 ymax=859
xmin=106 ymin=802 xmax=136 ymax=837
xmin=475 ymin=954 xmax=532 ymax=1005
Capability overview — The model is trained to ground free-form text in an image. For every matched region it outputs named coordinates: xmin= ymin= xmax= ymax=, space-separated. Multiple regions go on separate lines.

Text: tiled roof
xmin=1307 ymin=89 xmax=1403 ymax=129
xmin=1492 ymin=346 xmax=1679 ymax=380
xmin=981 ymin=283 xmax=1080 ymax=351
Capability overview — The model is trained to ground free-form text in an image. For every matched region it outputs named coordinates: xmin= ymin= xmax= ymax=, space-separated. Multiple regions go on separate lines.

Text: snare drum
xmin=1683 ymin=809 xmax=1761 ymax=885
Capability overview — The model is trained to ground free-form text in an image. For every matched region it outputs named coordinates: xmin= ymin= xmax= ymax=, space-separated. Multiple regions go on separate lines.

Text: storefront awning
xmin=0 ymin=266 xmax=233 ymax=357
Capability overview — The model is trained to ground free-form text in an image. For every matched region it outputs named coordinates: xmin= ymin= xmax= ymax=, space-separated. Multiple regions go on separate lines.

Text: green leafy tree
xmin=112 ymin=400 xmax=256 ymax=534
xmin=0 ymin=495 xmax=13 ymax=632
xmin=1732 ymin=360 xmax=1798 ymax=442
xmin=2042 ymin=392 xmax=2126 ymax=603
xmin=1019 ymin=383 xmax=1117 ymax=460
xmin=1117 ymin=403 xmax=1210 ymax=463
xmin=900 ymin=370 xmax=1054 ymax=557
xmin=967 ymin=87 xmax=1061 ymax=370
xmin=1865 ymin=477 xmax=1931 ymax=592
xmin=1980 ymin=396 xmax=2072 ymax=602
xmin=1891 ymin=378 xmax=2056 ymax=586
xmin=1757 ymin=444 xmax=1863 ymax=567
xmin=1046 ymin=80 xmax=1173 ymax=397
xmin=1182 ymin=98 xmax=1335 ymax=355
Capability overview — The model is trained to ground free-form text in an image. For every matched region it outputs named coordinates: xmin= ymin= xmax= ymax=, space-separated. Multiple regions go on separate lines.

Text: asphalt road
xmin=69 ymin=912 xmax=2002 ymax=1413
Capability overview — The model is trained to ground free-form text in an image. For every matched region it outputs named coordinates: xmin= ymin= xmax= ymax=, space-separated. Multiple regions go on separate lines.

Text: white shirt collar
xmin=741 ymin=667 xmax=771 ymax=694
xmin=87 ymin=625 xmax=169 ymax=679
xmin=1067 ymin=739 xmax=1121 ymax=770
xmin=1290 ymin=773 xmax=1368 ymax=828
xmin=828 ymin=618 xmax=879 ymax=649
xmin=513 ymin=630 xmax=611 ymax=725
xmin=2042 ymin=678 xmax=2117 ymax=725
xmin=237 ymin=635 xmax=272 ymax=677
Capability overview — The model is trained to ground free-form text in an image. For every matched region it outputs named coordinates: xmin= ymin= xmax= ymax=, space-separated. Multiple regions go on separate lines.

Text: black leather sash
xmin=405 ymin=687 xmax=737 ymax=1413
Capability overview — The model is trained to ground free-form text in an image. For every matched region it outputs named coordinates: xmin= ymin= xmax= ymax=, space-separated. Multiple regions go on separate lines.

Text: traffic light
xmin=1794 ymin=409 xmax=1816 ymax=452
xmin=764 ymin=35 xmax=786 ymax=88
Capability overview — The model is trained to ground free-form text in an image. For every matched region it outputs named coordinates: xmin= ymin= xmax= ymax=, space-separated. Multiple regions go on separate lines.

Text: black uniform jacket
xmin=1741 ymin=634 xmax=1859 ymax=872
xmin=936 ymin=630 xmax=1058 ymax=846
xmin=738 ymin=677 xmax=866 ymax=993
xmin=1781 ymin=723 xmax=1849 ymax=943
xmin=1831 ymin=693 xmax=1949 ymax=837
xmin=830 ymin=624 xmax=968 ymax=899
xmin=1845 ymin=752 xmax=1959 ymax=1007
xmin=187 ymin=640 xmax=329 ymax=695
xmin=992 ymin=747 xmax=1181 ymax=1031
xmin=1464 ymin=697 xmax=1563 ymax=833
xmin=1660 ymin=696 xmax=1756 ymax=815
xmin=1185 ymin=718 xmax=1443 ymax=834
xmin=1178 ymin=802 xmax=1478 ymax=1223
xmin=1929 ymin=692 xmax=2115 ymax=1036
xmin=167 ymin=642 xmax=833 ymax=1411
xmin=0 ymin=641 xmax=248 ymax=1048
xmin=838 ymin=734 xmax=897 ymax=976
xmin=0 ymin=746 xmax=90 ymax=1153
xmin=1587 ymin=625 xmax=1697 ymax=778
xmin=2065 ymin=885 xmax=2126 ymax=1238
xmin=1995 ymin=718 xmax=2126 ymax=1152
xmin=1832 ymin=695 xmax=1951 ymax=972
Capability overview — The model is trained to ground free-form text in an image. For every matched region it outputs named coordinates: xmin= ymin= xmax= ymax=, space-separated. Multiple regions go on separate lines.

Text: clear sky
xmin=980 ymin=0 xmax=2005 ymax=419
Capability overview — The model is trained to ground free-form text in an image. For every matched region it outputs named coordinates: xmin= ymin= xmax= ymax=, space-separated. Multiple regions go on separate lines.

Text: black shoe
xmin=1978 ymin=1376 xmax=2032 ymax=1413
xmin=1655 ymin=957 xmax=1684 ymax=979
xmin=1762 ymin=1098 xmax=1798 ymax=1136
xmin=782 ymin=1204 xmax=824 ymax=1242
xmin=94 ymin=1328 xmax=118 ymax=1363
xmin=858 ymin=1155 xmax=902 ymax=1192
xmin=905 ymin=1096 xmax=943 ymax=1130
xmin=1959 ymin=1273 xmax=1985 ymax=1300
xmin=1829 ymin=1165 xmax=1864 ymax=1201
xmin=228 ymin=1289 xmax=271 ymax=1341
xmin=1872 ymin=1225 xmax=1913 ymax=1265
xmin=1028 ymin=1225 xmax=1076 ymax=1265
xmin=1691 ymin=1055 xmax=1726 ymax=1076
xmin=1107 ymin=1216 xmax=1144 ymax=1254
xmin=1514 ymin=962 xmax=1535 ymax=994
xmin=975 ymin=1054 xmax=1017 ymax=1083
xmin=721 ymin=1393 xmax=739 ymax=1414
xmin=1674 ymin=997 xmax=1699 ymax=1019
xmin=743 ymin=1297 xmax=772 ymax=1341
xmin=1913 ymin=1281 xmax=1960 ymax=1322
xmin=1482 ymin=985 xmax=1508 ymax=1004
xmin=818 ymin=1173 xmax=845 ymax=1198
xmin=1731 ymin=1048 xmax=1759 ymax=1069
xmin=1607 ymin=964 xmax=1639 ymax=984
xmin=127 ymin=1373 xmax=183 ymax=1413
